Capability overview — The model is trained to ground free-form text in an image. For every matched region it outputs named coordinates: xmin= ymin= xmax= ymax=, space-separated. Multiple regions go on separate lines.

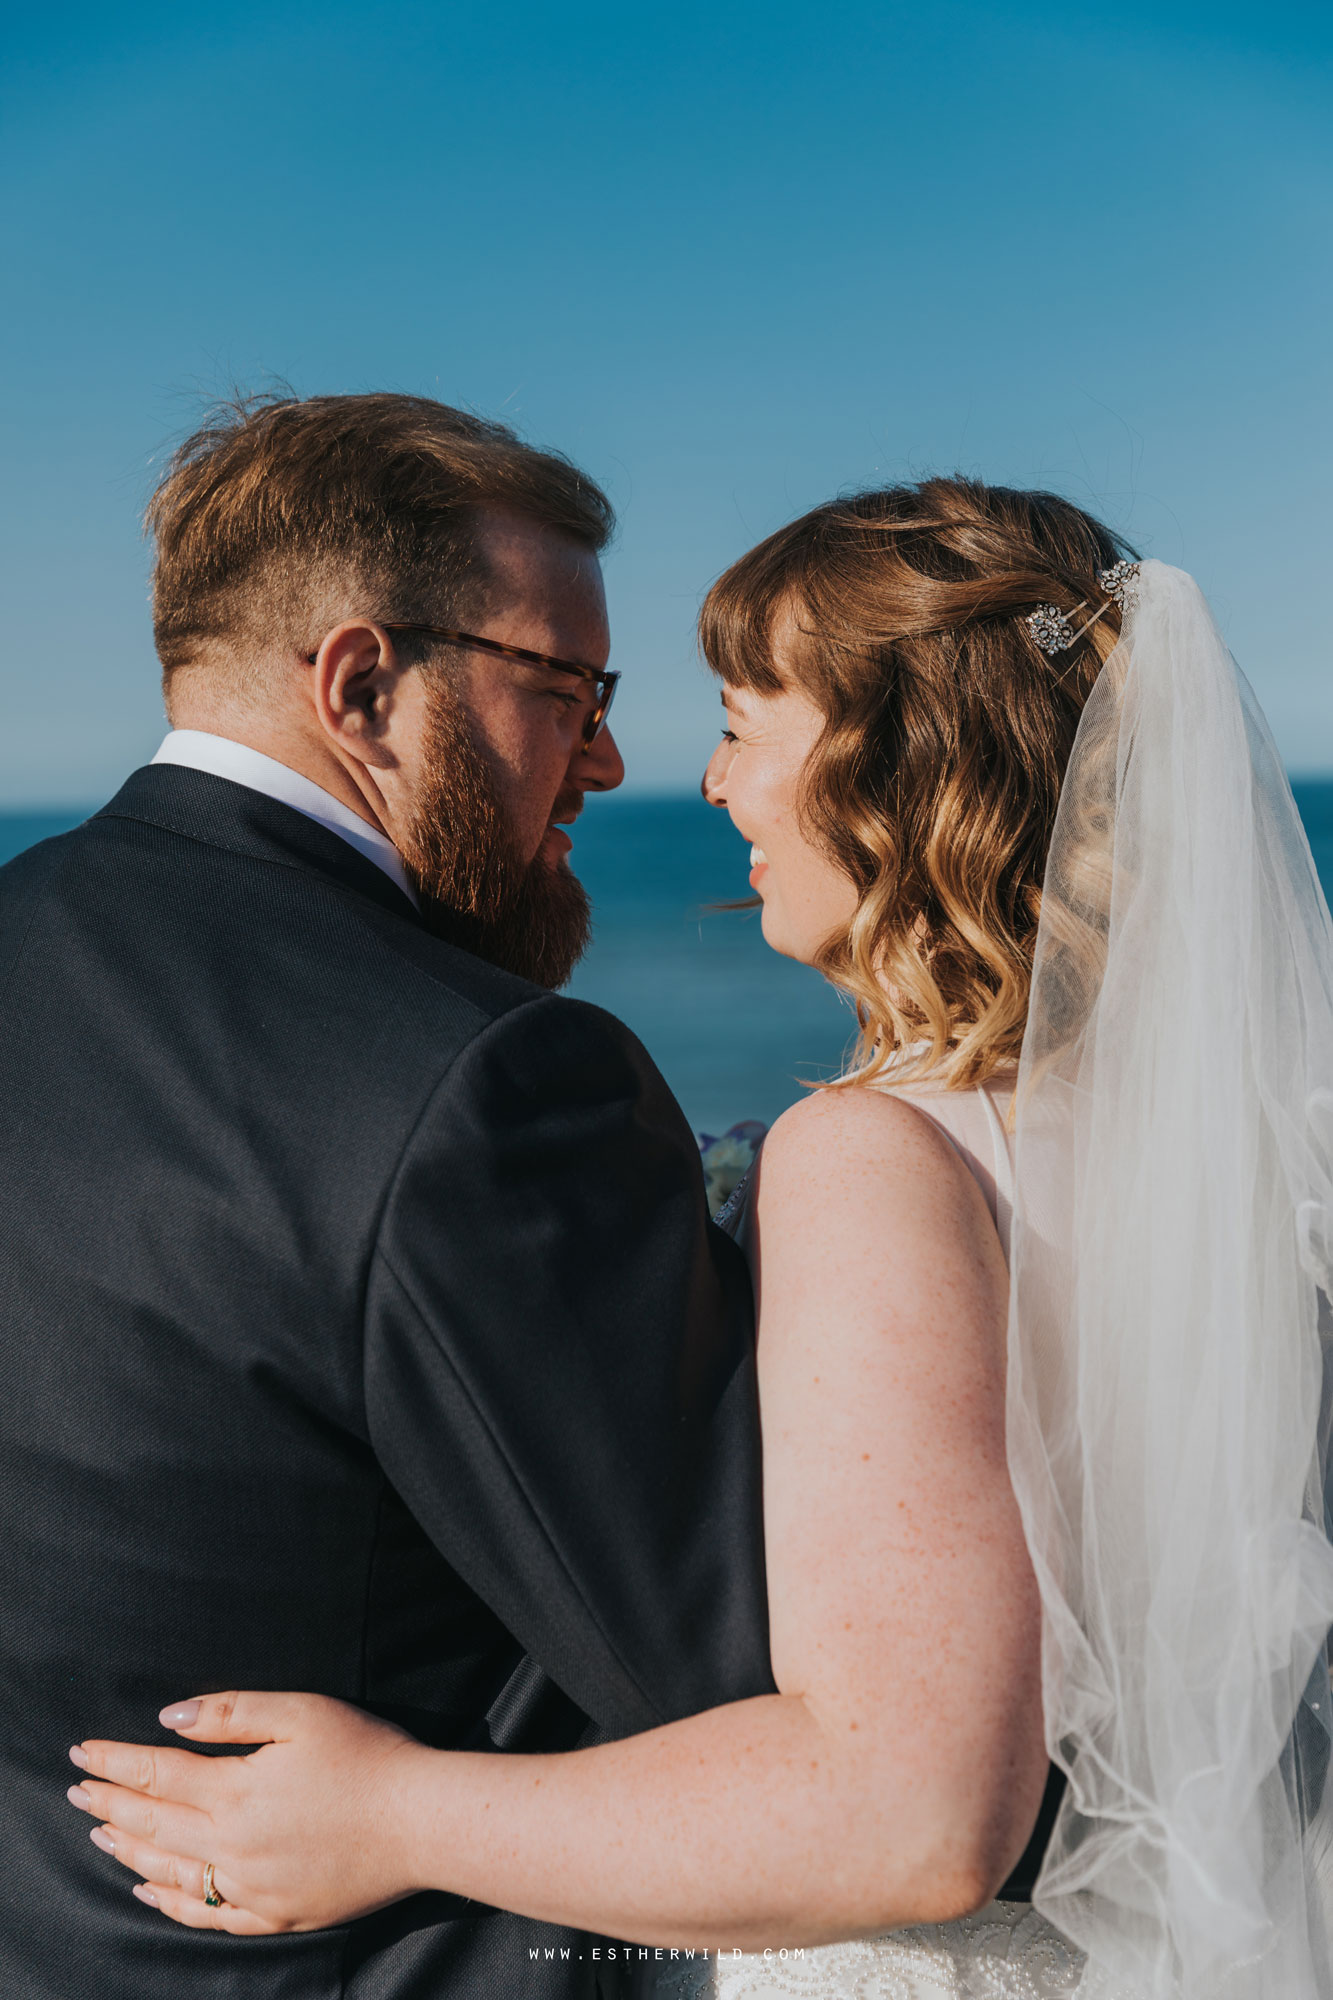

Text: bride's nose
xmin=701 ymin=740 xmax=731 ymax=807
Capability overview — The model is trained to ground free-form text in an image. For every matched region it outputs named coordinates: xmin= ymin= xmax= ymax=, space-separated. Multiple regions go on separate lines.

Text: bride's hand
xmin=66 ymin=1691 xmax=428 ymax=1933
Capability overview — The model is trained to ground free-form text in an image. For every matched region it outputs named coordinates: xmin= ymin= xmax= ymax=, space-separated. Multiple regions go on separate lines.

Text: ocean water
xmin=8 ymin=783 xmax=1333 ymax=1136
xmin=565 ymin=795 xmax=854 ymax=1133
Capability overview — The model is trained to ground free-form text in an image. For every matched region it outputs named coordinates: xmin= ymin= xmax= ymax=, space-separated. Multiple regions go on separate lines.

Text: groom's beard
xmin=397 ymin=678 xmax=592 ymax=990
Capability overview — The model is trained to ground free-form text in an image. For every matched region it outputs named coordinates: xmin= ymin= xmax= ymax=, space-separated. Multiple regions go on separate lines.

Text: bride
xmin=65 ymin=479 xmax=1333 ymax=1997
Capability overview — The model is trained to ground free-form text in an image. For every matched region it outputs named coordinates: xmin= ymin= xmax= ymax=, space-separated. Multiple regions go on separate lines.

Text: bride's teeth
xmin=750 ymin=846 xmax=767 ymax=867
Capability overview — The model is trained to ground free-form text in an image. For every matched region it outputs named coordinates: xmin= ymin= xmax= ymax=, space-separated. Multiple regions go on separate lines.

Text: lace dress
xmin=629 ymin=1900 xmax=1085 ymax=1997
xmin=634 ymin=1070 xmax=1089 ymax=2000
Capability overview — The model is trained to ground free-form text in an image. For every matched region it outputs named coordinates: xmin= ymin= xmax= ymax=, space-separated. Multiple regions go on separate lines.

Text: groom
xmin=0 ymin=392 xmax=772 ymax=1997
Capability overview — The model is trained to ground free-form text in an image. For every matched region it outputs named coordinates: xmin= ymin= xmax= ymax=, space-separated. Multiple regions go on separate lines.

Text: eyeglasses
xmin=382 ymin=625 xmax=619 ymax=751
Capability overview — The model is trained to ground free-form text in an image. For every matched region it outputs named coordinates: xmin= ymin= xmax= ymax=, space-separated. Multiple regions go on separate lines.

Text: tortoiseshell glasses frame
xmin=382 ymin=625 xmax=619 ymax=750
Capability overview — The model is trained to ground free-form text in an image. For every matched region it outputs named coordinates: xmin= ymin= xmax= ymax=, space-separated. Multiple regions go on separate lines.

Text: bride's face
xmin=701 ymin=677 xmax=859 ymax=966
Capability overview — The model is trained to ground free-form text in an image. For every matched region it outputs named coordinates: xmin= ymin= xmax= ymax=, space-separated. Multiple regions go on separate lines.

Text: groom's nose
xmin=576 ymin=721 xmax=625 ymax=793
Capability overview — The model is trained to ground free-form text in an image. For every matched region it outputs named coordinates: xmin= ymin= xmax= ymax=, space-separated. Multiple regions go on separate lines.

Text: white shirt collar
xmin=151 ymin=731 xmax=420 ymax=909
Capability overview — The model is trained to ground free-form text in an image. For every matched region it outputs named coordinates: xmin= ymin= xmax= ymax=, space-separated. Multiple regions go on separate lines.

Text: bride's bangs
xmin=699 ymin=521 xmax=819 ymax=695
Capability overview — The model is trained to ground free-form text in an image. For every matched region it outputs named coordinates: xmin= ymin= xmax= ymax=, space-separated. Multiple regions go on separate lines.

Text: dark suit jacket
xmin=0 ymin=765 xmax=772 ymax=1999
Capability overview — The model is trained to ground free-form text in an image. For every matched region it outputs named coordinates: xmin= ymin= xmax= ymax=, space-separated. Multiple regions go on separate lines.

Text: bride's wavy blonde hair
xmin=699 ymin=477 xmax=1136 ymax=1090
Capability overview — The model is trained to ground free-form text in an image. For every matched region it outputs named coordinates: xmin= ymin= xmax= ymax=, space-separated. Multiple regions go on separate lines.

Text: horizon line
xmin=9 ymin=772 xmax=1333 ymax=816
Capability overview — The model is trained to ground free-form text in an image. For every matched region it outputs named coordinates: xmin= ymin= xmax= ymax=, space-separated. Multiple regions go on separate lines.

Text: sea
xmin=7 ymin=784 xmax=1333 ymax=1139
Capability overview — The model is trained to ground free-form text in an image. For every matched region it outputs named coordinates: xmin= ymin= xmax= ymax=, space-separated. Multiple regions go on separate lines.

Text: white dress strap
xmin=975 ymin=1078 xmax=1015 ymax=1263
xmin=870 ymin=1067 xmax=1017 ymax=1266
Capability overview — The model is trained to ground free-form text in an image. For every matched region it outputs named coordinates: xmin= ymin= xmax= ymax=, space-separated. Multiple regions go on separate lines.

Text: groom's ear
xmin=307 ymin=622 xmax=404 ymax=768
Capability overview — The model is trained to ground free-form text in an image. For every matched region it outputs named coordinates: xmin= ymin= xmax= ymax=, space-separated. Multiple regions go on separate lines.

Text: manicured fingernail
xmin=159 ymin=1700 xmax=200 ymax=1728
xmin=89 ymin=1826 xmax=115 ymax=1855
xmin=67 ymin=1785 xmax=91 ymax=1810
xmin=68 ymin=1745 xmax=89 ymax=1770
xmin=133 ymin=1884 xmax=159 ymax=1908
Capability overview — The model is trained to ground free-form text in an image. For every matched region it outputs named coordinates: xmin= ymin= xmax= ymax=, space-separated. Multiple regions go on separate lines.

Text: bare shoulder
xmin=759 ymin=1083 xmax=985 ymax=1215
xmin=763 ymin=1079 xmax=956 ymax=1149
xmin=752 ymin=1085 xmax=1005 ymax=1318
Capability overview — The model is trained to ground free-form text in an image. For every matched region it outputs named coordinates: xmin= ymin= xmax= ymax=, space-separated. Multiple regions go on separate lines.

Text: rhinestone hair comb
xmin=1026 ymin=561 xmax=1142 ymax=656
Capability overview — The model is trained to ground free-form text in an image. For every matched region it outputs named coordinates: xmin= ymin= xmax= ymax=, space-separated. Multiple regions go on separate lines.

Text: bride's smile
xmin=702 ymin=671 xmax=858 ymax=965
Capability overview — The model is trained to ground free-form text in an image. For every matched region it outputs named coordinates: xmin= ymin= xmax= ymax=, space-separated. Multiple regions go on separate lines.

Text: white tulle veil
xmin=1008 ymin=560 xmax=1333 ymax=1997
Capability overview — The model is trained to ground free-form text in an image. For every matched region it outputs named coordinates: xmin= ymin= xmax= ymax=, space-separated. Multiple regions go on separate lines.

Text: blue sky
xmin=2 ymin=0 xmax=1329 ymax=804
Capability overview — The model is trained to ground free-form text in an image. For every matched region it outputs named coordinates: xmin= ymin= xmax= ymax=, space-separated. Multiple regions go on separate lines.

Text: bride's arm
xmin=70 ymin=1087 xmax=1047 ymax=1948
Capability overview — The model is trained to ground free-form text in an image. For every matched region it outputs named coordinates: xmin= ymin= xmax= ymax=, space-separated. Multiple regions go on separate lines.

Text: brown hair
xmin=148 ymin=391 xmax=614 ymax=684
xmin=699 ymin=476 xmax=1137 ymax=1091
